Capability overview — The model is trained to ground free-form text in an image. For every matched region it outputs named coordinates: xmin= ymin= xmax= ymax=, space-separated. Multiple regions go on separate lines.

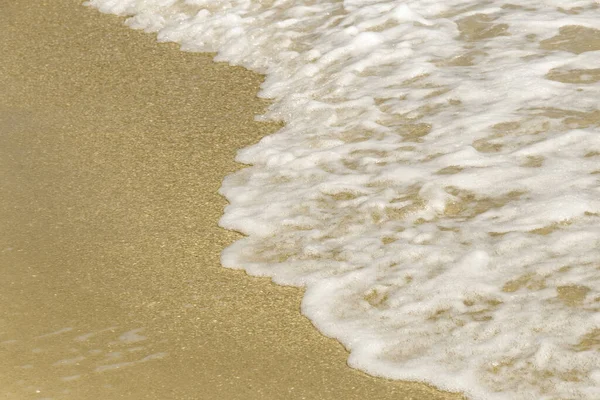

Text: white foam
xmin=86 ymin=0 xmax=600 ymax=398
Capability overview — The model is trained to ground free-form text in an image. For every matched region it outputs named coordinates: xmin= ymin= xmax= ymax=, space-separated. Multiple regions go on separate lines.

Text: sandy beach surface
xmin=0 ymin=1 xmax=461 ymax=399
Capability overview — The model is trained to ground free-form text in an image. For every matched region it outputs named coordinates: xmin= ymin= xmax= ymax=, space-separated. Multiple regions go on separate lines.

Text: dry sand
xmin=0 ymin=1 xmax=462 ymax=399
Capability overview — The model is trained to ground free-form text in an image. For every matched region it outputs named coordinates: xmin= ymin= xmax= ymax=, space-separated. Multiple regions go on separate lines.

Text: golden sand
xmin=0 ymin=1 xmax=462 ymax=399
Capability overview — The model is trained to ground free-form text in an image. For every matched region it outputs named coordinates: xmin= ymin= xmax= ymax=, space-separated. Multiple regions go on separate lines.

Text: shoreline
xmin=0 ymin=1 xmax=461 ymax=399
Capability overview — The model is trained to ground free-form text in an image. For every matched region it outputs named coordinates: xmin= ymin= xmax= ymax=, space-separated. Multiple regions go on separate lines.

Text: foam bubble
xmin=87 ymin=0 xmax=600 ymax=398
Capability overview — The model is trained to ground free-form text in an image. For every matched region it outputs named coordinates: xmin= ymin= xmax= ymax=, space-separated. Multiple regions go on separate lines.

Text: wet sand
xmin=0 ymin=1 xmax=461 ymax=399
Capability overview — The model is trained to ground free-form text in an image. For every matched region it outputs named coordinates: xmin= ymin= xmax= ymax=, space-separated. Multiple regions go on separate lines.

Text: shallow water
xmin=88 ymin=1 xmax=600 ymax=399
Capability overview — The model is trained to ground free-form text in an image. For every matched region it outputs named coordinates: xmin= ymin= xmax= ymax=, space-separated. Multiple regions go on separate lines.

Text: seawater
xmin=86 ymin=1 xmax=600 ymax=399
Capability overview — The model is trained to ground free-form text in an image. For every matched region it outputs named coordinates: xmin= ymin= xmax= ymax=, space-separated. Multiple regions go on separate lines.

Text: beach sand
xmin=0 ymin=1 xmax=461 ymax=399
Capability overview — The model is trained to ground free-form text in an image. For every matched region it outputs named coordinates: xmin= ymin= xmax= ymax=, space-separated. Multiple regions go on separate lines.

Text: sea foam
xmin=86 ymin=1 xmax=600 ymax=398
